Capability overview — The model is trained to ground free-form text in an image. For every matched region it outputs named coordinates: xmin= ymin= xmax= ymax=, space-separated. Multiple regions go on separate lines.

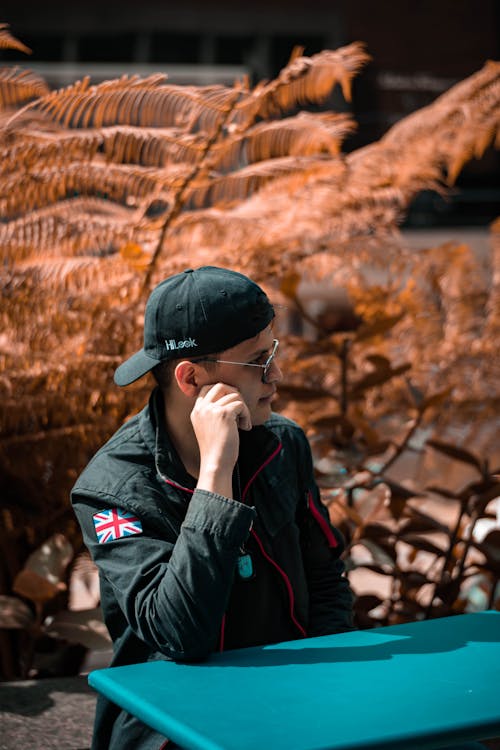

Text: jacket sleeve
xmin=295 ymin=433 xmax=355 ymax=635
xmin=72 ymin=484 xmax=256 ymax=662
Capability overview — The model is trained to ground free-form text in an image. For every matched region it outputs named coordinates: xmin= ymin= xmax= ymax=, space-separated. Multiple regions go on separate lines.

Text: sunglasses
xmin=195 ymin=339 xmax=279 ymax=384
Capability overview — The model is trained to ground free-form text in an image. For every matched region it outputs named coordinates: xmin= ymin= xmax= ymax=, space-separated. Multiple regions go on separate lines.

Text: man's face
xmin=198 ymin=326 xmax=282 ymax=426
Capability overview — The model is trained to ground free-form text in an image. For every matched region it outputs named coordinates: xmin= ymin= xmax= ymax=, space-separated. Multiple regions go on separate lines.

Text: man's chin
xmin=252 ymin=402 xmax=272 ymax=425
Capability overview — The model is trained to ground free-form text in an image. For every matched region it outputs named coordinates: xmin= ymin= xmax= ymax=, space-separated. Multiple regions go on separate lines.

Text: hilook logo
xmin=165 ymin=338 xmax=197 ymax=351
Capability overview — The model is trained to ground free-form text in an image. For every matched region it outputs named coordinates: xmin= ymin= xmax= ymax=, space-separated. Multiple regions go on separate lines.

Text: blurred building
xmin=2 ymin=0 xmax=499 ymax=226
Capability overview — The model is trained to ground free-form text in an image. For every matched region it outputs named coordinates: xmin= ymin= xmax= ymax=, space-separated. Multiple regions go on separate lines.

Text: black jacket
xmin=72 ymin=388 xmax=354 ymax=749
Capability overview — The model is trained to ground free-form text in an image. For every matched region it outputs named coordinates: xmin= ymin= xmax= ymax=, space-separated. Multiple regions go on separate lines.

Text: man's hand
xmin=191 ymin=383 xmax=251 ymax=499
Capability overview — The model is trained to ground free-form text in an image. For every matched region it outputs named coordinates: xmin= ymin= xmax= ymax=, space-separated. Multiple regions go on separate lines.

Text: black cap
xmin=114 ymin=266 xmax=274 ymax=386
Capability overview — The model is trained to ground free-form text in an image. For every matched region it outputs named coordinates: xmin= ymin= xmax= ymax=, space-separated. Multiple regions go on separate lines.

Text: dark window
xmin=0 ymin=33 xmax=64 ymax=62
xmin=215 ymin=35 xmax=254 ymax=65
xmin=150 ymin=33 xmax=202 ymax=64
xmin=78 ymin=33 xmax=136 ymax=63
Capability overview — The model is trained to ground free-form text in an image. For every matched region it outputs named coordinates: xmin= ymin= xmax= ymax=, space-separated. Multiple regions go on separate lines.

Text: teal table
xmin=88 ymin=611 xmax=500 ymax=750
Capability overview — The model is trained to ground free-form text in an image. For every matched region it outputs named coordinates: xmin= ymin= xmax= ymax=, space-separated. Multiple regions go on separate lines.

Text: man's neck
xmin=162 ymin=393 xmax=200 ymax=479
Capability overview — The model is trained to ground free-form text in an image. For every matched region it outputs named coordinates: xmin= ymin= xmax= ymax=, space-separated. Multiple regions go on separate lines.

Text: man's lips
xmin=259 ymin=389 xmax=277 ymax=403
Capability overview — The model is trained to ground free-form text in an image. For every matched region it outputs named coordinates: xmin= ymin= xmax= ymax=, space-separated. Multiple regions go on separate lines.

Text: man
xmin=72 ymin=266 xmax=354 ymax=750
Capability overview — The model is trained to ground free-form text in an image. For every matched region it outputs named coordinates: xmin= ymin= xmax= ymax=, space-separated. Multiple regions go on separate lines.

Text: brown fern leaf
xmin=0 ymin=208 xmax=137 ymax=262
xmin=472 ymin=112 xmax=500 ymax=159
xmin=436 ymin=59 xmax=500 ymax=105
xmin=1 ymin=108 xmax=65 ymax=137
xmin=8 ymin=196 xmax=137 ymax=224
xmin=0 ymin=23 xmax=31 ymax=54
xmin=378 ymin=61 xmax=500 ymax=185
xmin=383 ymin=63 xmax=500 ymax=148
xmin=346 ymin=141 xmax=444 ymax=198
xmin=0 ymin=421 xmax=108 ymax=448
xmin=0 ymin=67 xmax=50 ymax=109
xmin=277 ymin=185 xmax=403 ymax=241
xmin=0 ymin=162 xmax=190 ymax=218
xmin=212 ymin=113 xmax=356 ymax=171
xmin=100 ymin=126 xmax=208 ymax=166
xmin=0 ymin=128 xmax=101 ymax=176
xmin=19 ymin=75 xmax=243 ymax=135
xmin=41 ymin=196 xmax=142 ymax=227
xmin=14 ymin=254 xmax=134 ymax=295
xmin=170 ymin=165 xmax=406 ymax=262
xmin=233 ymin=42 xmax=371 ymax=125
xmin=446 ymin=118 xmax=499 ymax=185
xmin=185 ymin=155 xmax=336 ymax=208
xmin=172 ymin=157 xmax=346 ymax=227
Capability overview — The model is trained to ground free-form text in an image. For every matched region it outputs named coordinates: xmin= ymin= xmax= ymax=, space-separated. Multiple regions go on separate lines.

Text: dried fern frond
xmin=10 ymin=74 xmax=155 ymax=126
xmin=436 ymin=59 xmax=500 ymax=105
xmin=169 ymin=163 xmax=407 ymax=264
xmin=382 ymin=62 xmax=500 ymax=145
xmin=0 ymin=421 xmax=104 ymax=448
xmin=346 ymin=141 xmax=445 ymax=198
xmin=173 ymin=157 xmax=347 ymax=230
xmin=446 ymin=116 xmax=499 ymax=184
xmin=378 ymin=61 xmax=500 ymax=185
xmin=185 ymin=155 xmax=337 ymax=208
xmin=335 ymin=66 xmax=499 ymax=204
xmin=65 ymin=196 xmax=142 ymax=219
xmin=1 ymin=108 xmax=66 ymax=137
xmin=0 ymin=162 xmax=190 ymax=217
xmin=212 ymin=112 xmax=356 ymax=171
xmin=16 ymin=75 xmax=243 ymax=135
xmin=0 ymin=208 xmax=137 ymax=262
xmin=233 ymin=42 xmax=371 ymax=125
xmin=0 ymin=67 xmax=50 ymax=109
xmin=0 ymin=128 xmax=101 ymax=176
xmin=0 ymin=23 xmax=31 ymax=54
xmin=9 ymin=45 xmax=366 ymax=136
xmin=100 ymin=126 xmax=208 ymax=166
xmin=13 ymin=254 xmax=134 ymax=295
xmin=169 ymin=57 xmax=497 ymax=247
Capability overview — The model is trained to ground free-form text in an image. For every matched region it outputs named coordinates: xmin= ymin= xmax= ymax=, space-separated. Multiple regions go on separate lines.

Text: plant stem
xmin=340 ymin=337 xmax=350 ymax=416
xmin=142 ymin=87 xmax=245 ymax=293
xmin=378 ymin=413 xmax=422 ymax=475
xmin=424 ymin=497 xmax=468 ymax=618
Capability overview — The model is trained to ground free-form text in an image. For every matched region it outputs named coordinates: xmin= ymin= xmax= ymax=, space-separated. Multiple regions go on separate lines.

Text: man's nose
xmin=266 ymin=359 xmax=283 ymax=384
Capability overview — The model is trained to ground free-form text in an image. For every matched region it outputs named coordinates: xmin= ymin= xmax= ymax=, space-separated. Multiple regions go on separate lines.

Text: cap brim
xmin=114 ymin=349 xmax=161 ymax=386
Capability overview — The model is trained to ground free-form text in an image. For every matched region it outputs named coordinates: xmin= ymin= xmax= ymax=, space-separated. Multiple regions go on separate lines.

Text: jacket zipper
xmin=220 ymin=441 xmax=307 ymax=648
xmin=241 ymin=443 xmax=283 ymax=501
xmin=250 ymin=528 xmax=307 ymax=638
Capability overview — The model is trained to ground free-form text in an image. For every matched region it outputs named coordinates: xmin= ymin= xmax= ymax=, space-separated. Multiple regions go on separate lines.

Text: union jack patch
xmin=93 ymin=508 xmax=143 ymax=544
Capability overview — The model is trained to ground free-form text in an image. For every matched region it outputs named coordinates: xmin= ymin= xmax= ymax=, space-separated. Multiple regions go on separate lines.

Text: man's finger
xmin=197 ymin=383 xmax=238 ymax=401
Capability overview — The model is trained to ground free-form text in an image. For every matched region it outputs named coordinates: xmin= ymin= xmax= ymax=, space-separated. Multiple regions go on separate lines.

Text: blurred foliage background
xmin=0 ymin=24 xmax=499 ymax=680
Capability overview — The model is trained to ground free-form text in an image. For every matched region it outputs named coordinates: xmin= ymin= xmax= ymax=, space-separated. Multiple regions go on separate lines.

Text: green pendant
xmin=237 ymin=553 xmax=254 ymax=580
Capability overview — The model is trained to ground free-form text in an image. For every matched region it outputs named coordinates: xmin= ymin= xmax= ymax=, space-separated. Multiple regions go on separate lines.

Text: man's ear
xmin=174 ymin=360 xmax=203 ymax=397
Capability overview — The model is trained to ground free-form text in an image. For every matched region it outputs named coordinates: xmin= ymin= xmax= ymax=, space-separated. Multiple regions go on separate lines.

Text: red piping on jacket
xmin=250 ymin=528 xmax=307 ymax=638
xmin=219 ymin=441 xmax=284 ymax=651
xmin=219 ymin=614 xmax=226 ymax=652
xmin=241 ymin=442 xmax=283 ymax=502
xmin=163 ymin=443 xmax=306 ymax=650
xmin=307 ymin=490 xmax=338 ymax=548
xmin=164 ymin=478 xmax=194 ymax=494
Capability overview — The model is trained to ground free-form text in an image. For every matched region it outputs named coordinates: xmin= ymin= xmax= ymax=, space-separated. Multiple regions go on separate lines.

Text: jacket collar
xmin=140 ymin=387 xmax=281 ymax=498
